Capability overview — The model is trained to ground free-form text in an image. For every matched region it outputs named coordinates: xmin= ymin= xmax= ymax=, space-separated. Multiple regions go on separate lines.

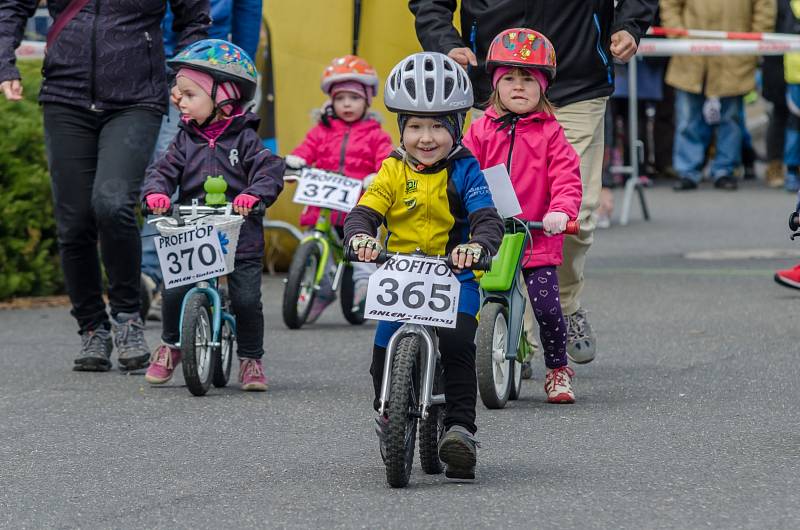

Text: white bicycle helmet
xmin=384 ymin=52 xmax=473 ymax=114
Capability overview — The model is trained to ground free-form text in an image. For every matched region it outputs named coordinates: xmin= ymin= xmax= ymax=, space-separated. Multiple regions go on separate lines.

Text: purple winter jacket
xmin=0 ymin=0 xmax=210 ymax=113
xmin=141 ymin=112 xmax=286 ymax=259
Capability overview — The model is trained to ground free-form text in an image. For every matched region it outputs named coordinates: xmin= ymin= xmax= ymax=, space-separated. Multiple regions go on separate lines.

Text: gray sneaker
xmin=112 ymin=312 xmax=151 ymax=371
xmin=438 ymin=425 xmax=478 ymax=481
xmin=74 ymin=327 xmax=113 ymax=372
xmin=566 ymin=308 xmax=596 ymax=364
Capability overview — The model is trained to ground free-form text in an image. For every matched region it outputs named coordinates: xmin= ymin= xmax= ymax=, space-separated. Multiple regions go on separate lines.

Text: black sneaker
xmin=74 ymin=327 xmax=113 ymax=372
xmin=112 ymin=312 xmax=150 ymax=371
xmin=438 ymin=425 xmax=478 ymax=481
xmin=713 ymin=176 xmax=738 ymax=191
xmin=673 ymin=177 xmax=698 ymax=191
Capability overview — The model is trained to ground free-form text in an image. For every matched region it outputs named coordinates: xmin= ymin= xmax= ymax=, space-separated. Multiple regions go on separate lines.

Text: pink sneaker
xmin=144 ymin=344 xmax=182 ymax=384
xmin=239 ymin=358 xmax=267 ymax=391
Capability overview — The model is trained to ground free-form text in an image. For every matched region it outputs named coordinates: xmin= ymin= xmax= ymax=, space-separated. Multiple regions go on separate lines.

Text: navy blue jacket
xmin=162 ymin=0 xmax=262 ymax=60
xmin=0 ymin=0 xmax=210 ymax=112
xmin=141 ymin=112 xmax=285 ymax=258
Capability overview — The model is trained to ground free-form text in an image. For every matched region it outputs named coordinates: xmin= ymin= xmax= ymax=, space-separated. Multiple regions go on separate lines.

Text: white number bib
xmin=292 ymin=168 xmax=361 ymax=212
xmin=156 ymin=225 xmax=228 ymax=288
xmin=364 ymin=255 xmax=461 ymax=328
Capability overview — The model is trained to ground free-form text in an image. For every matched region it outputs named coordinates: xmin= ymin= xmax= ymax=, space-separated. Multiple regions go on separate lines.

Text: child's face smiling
xmin=175 ymin=76 xmax=215 ymax=123
xmin=402 ymin=116 xmax=454 ymax=166
xmin=333 ymin=92 xmax=367 ymax=123
xmin=497 ymin=69 xmax=541 ymax=114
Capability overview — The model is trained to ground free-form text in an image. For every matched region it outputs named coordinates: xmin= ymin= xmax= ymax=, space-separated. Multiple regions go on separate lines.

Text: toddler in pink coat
xmin=284 ymin=55 xmax=393 ymax=323
xmin=463 ymin=28 xmax=582 ymax=403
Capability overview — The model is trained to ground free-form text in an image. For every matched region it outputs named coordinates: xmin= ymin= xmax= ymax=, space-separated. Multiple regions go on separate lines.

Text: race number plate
xmin=292 ymin=168 xmax=361 ymax=212
xmin=156 ymin=225 xmax=228 ymax=289
xmin=364 ymin=255 xmax=461 ymax=329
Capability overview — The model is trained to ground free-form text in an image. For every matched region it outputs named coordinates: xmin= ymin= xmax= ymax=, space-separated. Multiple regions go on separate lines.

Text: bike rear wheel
xmin=476 ymin=302 xmax=512 ymax=409
xmin=282 ymin=241 xmax=320 ymax=329
xmin=212 ymin=319 xmax=234 ymax=388
xmin=418 ymin=356 xmax=444 ymax=475
xmin=385 ymin=334 xmax=420 ymax=488
xmin=509 ymin=359 xmax=523 ymax=400
xmin=181 ymin=293 xmax=214 ymax=396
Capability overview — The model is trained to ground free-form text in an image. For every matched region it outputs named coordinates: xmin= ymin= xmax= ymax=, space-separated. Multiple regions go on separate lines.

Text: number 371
xmin=375 ymin=279 xmax=452 ymax=312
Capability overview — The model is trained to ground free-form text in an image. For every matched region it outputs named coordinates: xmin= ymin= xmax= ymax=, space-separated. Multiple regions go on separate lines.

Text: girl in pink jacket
xmin=463 ymin=28 xmax=583 ymax=404
xmin=284 ymin=55 xmax=393 ymax=322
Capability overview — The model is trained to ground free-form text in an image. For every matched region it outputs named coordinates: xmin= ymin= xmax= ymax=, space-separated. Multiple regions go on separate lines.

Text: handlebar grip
xmin=564 ymin=220 xmax=580 ymax=235
xmin=250 ymin=202 xmax=266 ymax=216
xmin=140 ymin=202 xmax=173 ymax=217
xmin=344 ymin=245 xmax=389 ymax=264
xmin=445 ymin=253 xmax=493 ymax=271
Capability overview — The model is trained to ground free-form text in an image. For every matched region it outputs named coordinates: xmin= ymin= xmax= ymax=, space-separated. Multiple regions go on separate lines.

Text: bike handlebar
xmin=142 ymin=203 xmax=265 ymax=217
xmin=344 ymin=246 xmax=493 ymax=271
xmin=523 ymin=220 xmax=581 ymax=235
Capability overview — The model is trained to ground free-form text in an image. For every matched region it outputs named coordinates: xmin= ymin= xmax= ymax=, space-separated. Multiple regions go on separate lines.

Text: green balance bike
xmin=476 ymin=218 xmax=580 ymax=409
xmin=281 ymin=169 xmax=366 ymax=329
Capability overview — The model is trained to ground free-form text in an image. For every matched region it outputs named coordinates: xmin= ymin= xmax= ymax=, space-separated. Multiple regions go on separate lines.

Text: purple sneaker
xmin=144 ymin=344 xmax=182 ymax=384
xmin=239 ymin=358 xmax=267 ymax=391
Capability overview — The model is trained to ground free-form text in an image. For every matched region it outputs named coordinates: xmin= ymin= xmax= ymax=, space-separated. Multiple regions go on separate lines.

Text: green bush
xmin=0 ymin=59 xmax=62 ymax=299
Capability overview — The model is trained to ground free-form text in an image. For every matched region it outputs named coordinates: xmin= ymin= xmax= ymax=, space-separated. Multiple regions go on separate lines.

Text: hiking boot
xmin=775 ymin=264 xmax=800 ymax=290
xmin=144 ymin=344 xmax=182 ymax=384
xmin=112 ymin=312 xmax=150 ymax=371
xmin=766 ymin=160 xmax=785 ymax=188
xmin=239 ymin=358 xmax=267 ymax=391
xmin=74 ymin=327 xmax=113 ymax=372
xmin=545 ymin=366 xmax=576 ymax=404
xmin=713 ymin=176 xmax=738 ymax=191
xmin=438 ymin=425 xmax=478 ymax=481
xmin=566 ymin=308 xmax=596 ymax=364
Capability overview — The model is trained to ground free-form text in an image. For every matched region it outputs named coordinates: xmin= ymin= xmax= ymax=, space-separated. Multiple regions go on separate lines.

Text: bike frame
xmin=378 ymin=323 xmax=445 ymax=420
xmin=176 ymin=277 xmax=237 ymax=349
xmin=480 ymin=221 xmax=530 ymax=361
xmin=302 ymin=207 xmax=348 ymax=292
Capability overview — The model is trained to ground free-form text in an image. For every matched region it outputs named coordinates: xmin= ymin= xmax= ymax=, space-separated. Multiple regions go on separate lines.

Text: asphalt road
xmin=2 ymin=182 xmax=799 ymax=529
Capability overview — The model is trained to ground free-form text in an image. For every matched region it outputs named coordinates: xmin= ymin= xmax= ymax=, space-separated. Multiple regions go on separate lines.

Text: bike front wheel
xmin=212 ymin=318 xmax=235 ymax=388
xmin=476 ymin=302 xmax=512 ymax=409
xmin=418 ymin=356 xmax=444 ymax=475
xmin=181 ymin=293 xmax=214 ymax=396
xmin=282 ymin=241 xmax=321 ymax=329
xmin=384 ymin=334 xmax=420 ymax=488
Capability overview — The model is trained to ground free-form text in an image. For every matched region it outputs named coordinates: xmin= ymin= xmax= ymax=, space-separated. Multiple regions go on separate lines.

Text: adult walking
xmin=0 ymin=1 xmax=210 ymax=371
xmin=662 ymin=0 xmax=776 ymax=192
xmin=409 ymin=0 xmax=657 ymax=364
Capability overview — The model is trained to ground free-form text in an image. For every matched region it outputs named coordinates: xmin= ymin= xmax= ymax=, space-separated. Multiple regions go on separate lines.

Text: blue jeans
xmin=141 ymin=104 xmax=181 ymax=285
xmin=673 ymin=90 xmax=743 ymax=182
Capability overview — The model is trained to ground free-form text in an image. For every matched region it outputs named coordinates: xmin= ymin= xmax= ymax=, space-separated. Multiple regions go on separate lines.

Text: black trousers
xmin=371 ymin=313 xmax=479 ymax=434
xmin=43 ymin=103 xmax=161 ymax=333
xmin=160 ymin=258 xmax=265 ymax=359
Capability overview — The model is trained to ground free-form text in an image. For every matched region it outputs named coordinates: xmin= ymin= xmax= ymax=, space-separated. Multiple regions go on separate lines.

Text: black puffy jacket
xmin=0 ymin=0 xmax=210 ymax=113
xmin=409 ymin=0 xmax=657 ymax=108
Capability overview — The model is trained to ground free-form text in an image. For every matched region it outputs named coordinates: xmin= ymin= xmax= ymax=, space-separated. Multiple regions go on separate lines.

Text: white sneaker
xmin=544 ymin=366 xmax=575 ymax=404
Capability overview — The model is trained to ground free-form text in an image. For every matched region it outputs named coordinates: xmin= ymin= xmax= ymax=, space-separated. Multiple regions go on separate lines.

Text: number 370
xmin=376 ymin=279 xmax=452 ymax=312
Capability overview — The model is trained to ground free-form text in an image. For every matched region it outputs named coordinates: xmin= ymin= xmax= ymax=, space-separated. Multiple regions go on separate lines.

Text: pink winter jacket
xmin=463 ymin=108 xmax=582 ymax=268
xmin=292 ymin=114 xmax=393 ymax=226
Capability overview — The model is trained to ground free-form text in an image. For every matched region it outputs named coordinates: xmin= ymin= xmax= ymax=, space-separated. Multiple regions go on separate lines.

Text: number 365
xmin=376 ymin=279 xmax=452 ymax=312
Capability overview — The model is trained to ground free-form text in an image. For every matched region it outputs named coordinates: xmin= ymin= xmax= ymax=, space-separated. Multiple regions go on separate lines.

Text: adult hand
xmin=448 ymin=47 xmax=478 ymax=68
xmin=610 ymin=30 xmax=637 ymax=63
xmin=451 ymin=242 xmax=482 ymax=270
xmin=1 ymin=79 xmax=23 ymax=101
xmin=350 ymin=234 xmax=381 ymax=262
xmin=542 ymin=212 xmax=569 ymax=236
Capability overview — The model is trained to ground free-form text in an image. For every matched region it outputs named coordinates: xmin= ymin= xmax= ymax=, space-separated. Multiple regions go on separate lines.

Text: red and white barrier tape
xmin=637 ymin=37 xmax=800 ymax=56
xmin=648 ymin=26 xmax=800 ymax=42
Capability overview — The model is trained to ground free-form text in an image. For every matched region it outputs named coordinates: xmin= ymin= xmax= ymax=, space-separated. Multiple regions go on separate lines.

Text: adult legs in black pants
xmin=43 ymin=103 xmax=162 ymax=370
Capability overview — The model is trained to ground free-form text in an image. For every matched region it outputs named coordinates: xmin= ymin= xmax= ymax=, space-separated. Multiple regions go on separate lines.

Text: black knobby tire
xmin=418 ymin=356 xmax=445 ymax=475
xmin=384 ymin=334 xmax=420 ymax=488
xmin=212 ymin=319 xmax=234 ymax=388
xmin=181 ymin=293 xmax=214 ymax=396
xmin=282 ymin=241 xmax=321 ymax=329
xmin=509 ymin=359 xmax=523 ymax=400
xmin=340 ymin=264 xmax=366 ymax=325
xmin=476 ymin=303 xmax=512 ymax=409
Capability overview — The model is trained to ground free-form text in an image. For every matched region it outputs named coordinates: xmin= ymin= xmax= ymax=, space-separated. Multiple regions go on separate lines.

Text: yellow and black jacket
xmin=344 ymin=146 xmax=504 ymax=274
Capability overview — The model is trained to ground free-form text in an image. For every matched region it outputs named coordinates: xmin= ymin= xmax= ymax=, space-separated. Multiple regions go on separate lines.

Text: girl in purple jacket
xmin=141 ymin=39 xmax=285 ymax=391
xmin=284 ymin=55 xmax=393 ymax=323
